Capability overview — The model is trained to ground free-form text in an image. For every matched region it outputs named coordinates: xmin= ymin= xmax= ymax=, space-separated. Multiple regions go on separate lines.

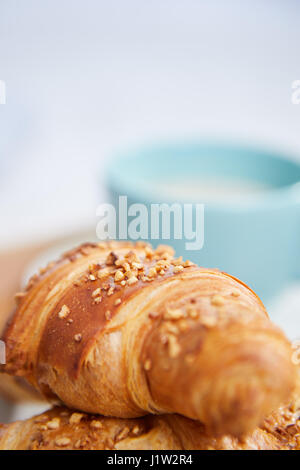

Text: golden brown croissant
xmin=0 ymin=287 xmax=43 ymax=403
xmin=0 ymin=401 xmax=299 ymax=450
xmin=1 ymin=241 xmax=296 ymax=437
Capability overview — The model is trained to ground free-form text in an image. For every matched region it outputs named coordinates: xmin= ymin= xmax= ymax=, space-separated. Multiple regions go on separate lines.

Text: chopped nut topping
xmin=47 ymin=418 xmax=60 ymax=430
xmin=156 ymin=260 xmax=170 ymax=269
xmin=94 ymin=296 xmax=102 ymax=304
xmin=231 ymin=290 xmax=240 ymax=297
xmin=90 ymin=420 xmax=102 ymax=429
xmin=211 ymin=295 xmax=225 ymax=306
xmin=165 ymin=322 xmax=179 ymax=335
xmin=173 ymin=265 xmax=184 ymax=273
xmin=132 ymin=262 xmax=143 ymax=270
xmin=116 ymin=427 xmax=130 ymax=442
xmin=89 ymin=274 xmax=96 ymax=281
xmin=144 ymin=359 xmax=152 ymax=371
xmin=105 ymin=310 xmax=112 ymax=320
xmin=120 ymin=280 xmax=126 ymax=286
xmin=187 ymin=307 xmax=199 ymax=319
xmin=183 ymin=260 xmax=194 ymax=267
xmin=115 ymin=270 xmax=125 ymax=281
xmin=148 ymin=267 xmax=157 ymax=278
xmin=74 ymin=333 xmax=82 ymax=342
xmin=114 ymin=298 xmax=121 ymax=306
xmin=124 ymin=250 xmax=139 ymax=263
xmin=127 ymin=275 xmax=138 ymax=285
xmin=74 ymin=440 xmax=81 ymax=449
xmin=55 ymin=437 xmax=71 ymax=447
xmin=107 ymin=287 xmax=114 ymax=296
xmin=168 ymin=335 xmax=181 ymax=358
xmin=58 ymin=305 xmax=70 ymax=319
xmin=123 ymin=262 xmax=131 ymax=272
xmin=164 ymin=308 xmax=184 ymax=320
xmin=92 ymin=287 xmax=101 ymax=298
xmin=131 ymin=425 xmax=140 ymax=435
xmin=106 ymin=251 xmax=118 ymax=265
xmin=69 ymin=413 xmax=84 ymax=425
xmin=115 ymin=259 xmax=130 ymax=271
xmin=145 ymin=247 xmax=154 ymax=258
xmin=159 ymin=269 xmax=165 ymax=275
xmin=97 ymin=268 xmax=110 ymax=279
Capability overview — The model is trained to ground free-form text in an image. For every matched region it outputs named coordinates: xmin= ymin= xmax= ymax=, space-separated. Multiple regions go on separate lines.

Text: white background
xmin=1 ymin=0 xmax=300 ymax=246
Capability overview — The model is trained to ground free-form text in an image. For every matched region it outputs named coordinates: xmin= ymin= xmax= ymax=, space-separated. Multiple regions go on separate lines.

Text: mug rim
xmin=106 ymin=140 xmax=300 ymax=212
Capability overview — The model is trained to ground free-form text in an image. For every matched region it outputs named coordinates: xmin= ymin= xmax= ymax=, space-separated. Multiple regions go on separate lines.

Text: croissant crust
xmin=1 ymin=241 xmax=296 ymax=437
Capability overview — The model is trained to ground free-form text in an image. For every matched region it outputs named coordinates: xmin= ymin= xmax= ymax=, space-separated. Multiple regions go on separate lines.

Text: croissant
xmin=0 ymin=314 xmax=43 ymax=404
xmin=1 ymin=241 xmax=296 ymax=437
xmin=1 ymin=400 xmax=299 ymax=450
xmin=0 ymin=293 xmax=42 ymax=403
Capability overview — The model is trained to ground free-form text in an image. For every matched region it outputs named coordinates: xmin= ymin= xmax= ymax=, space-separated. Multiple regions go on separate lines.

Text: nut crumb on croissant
xmin=0 ymin=241 xmax=297 ymax=438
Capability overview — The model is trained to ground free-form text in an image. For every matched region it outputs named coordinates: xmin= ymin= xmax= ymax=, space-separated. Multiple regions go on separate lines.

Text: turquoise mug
xmin=106 ymin=141 xmax=300 ymax=301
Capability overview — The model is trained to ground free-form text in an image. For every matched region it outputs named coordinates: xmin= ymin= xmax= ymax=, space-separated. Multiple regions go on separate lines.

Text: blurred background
xmin=1 ymin=0 xmax=300 ymax=247
xmin=0 ymin=0 xmax=300 ymax=419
